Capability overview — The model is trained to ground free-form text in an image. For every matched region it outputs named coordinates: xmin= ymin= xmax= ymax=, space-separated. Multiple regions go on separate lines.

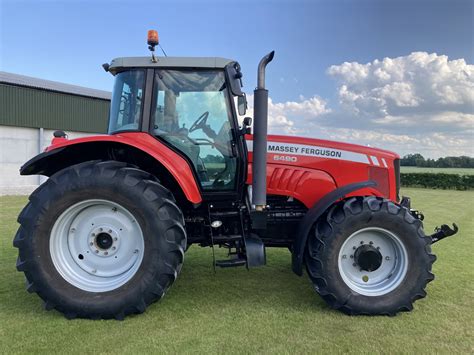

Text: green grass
xmin=401 ymin=166 xmax=474 ymax=175
xmin=1 ymin=189 xmax=473 ymax=354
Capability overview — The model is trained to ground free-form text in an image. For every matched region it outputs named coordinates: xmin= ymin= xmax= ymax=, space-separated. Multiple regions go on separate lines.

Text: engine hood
xmin=245 ymin=133 xmax=400 ymax=203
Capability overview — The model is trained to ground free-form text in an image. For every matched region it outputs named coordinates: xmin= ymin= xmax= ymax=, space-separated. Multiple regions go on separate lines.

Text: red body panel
xmin=45 ymin=132 xmax=399 ymax=208
xmin=245 ymin=134 xmax=399 ymax=208
xmin=247 ymin=165 xmax=337 ymax=208
xmin=47 ymin=132 xmax=202 ymax=204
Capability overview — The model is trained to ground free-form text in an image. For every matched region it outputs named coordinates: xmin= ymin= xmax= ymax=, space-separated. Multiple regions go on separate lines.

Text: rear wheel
xmin=14 ymin=161 xmax=186 ymax=319
xmin=305 ymin=196 xmax=436 ymax=315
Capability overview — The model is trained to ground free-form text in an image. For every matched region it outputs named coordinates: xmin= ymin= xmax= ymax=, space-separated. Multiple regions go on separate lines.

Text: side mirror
xmin=225 ymin=62 xmax=244 ymax=96
xmin=243 ymin=116 xmax=252 ymax=127
xmin=238 ymin=94 xmax=247 ymax=116
xmin=240 ymin=116 xmax=252 ymax=135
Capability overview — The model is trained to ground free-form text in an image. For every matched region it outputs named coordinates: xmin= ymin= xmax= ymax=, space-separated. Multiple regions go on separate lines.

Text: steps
xmin=214 ymin=233 xmax=266 ymax=269
xmin=215 ymin=258 xmax=247 ymax=268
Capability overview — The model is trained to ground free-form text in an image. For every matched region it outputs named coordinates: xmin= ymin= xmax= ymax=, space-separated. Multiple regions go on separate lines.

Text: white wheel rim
xmin=338 ymin=227 xmax=408 ymax=296
xmin=50 ymin=199 xmax=144 ymax=292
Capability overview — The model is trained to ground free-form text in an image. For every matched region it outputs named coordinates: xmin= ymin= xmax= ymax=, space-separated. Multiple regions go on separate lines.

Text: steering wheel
xmin=189 ymin=111 xmax=209 ymax=133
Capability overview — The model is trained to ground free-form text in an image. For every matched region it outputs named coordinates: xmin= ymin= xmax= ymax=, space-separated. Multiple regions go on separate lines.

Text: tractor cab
xmin=105 ymin=56 xmax=249 ymax=193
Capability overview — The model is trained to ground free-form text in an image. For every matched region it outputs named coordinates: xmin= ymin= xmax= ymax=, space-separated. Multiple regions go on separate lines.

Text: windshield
xmin=152 ymin=70 xmax=237 ymax=190
xmin=108 ymin=70 xmax=145 ymax=133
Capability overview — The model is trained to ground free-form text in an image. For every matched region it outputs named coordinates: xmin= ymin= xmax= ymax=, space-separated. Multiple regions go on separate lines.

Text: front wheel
xmin=305 ymin=196 xmax=436 ymax=315
xmin=14 ymin=161 xmax=186 ymax=319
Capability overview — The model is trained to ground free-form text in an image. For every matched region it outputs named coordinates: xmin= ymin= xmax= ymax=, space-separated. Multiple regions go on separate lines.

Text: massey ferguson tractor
xmin=13 ymin=31 xmax=458 ymax=319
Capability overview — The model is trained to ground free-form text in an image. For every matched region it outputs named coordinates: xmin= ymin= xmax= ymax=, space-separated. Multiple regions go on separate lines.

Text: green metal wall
xmin=0 ymin=84 xmax=110 ymax=133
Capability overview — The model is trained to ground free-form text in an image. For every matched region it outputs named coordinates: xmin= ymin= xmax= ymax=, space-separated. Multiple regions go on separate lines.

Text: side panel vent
xmin=369 ymin=166 xmax=390 ymax=198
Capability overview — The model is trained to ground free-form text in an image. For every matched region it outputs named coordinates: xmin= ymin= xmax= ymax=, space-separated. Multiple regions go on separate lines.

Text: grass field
xmin=401 ymin=166 xmax=474 ymax=175
xmin=1 ymin=188 xmax=473 ymax=354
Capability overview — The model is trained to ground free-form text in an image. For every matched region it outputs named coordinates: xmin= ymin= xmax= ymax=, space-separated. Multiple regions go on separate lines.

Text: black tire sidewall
xmin=307 ymin=198 xmax=433 ymax=314
xmin=23 ymin=163 xmax=184 ymax=317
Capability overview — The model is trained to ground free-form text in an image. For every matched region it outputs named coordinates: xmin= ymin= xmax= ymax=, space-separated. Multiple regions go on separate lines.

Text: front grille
xmin=394 ymin=158 xmax=400 ymax=202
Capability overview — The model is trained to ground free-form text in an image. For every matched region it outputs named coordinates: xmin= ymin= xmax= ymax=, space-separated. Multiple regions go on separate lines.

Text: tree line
xmin=400 ymin=154 xmax=474 ymax=168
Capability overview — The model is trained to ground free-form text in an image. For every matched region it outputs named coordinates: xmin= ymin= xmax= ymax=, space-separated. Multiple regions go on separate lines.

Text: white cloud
xmin=327 ymin=52 xmax=474 ymax=121
xmin=243 ymin=52 xmax=474 ymax=158
xmin=242 ymin=52 xmax=473 ymax=158
xmin=269 ymin=95 xmax=331 ymax=120
xmin=324 ymin=52 xmax=474 ymax=157
xmin=242 ymin=94 xmax=330 ymax=135
xmin=312 ymin=127 xmax=473 ymax=158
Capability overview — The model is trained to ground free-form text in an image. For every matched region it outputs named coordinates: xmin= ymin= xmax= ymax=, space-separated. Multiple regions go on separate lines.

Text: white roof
xmin=0 ymin=71 xmax=111 ymax=100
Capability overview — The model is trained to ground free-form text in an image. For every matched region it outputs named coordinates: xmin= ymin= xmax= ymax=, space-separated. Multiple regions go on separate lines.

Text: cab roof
xmin=108 ymin=56 xmax=235 ymax=74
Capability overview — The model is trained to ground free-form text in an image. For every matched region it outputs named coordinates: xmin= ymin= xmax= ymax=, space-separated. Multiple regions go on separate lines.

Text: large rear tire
xmin=14 ymin=161 xmax=186 ymax=319
xmin=305 ymin=196 xmax=436 ymax=315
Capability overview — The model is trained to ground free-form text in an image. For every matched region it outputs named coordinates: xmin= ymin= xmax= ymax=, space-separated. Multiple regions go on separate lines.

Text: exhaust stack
xmin=252 ymin=51 xmax=275 ymax=212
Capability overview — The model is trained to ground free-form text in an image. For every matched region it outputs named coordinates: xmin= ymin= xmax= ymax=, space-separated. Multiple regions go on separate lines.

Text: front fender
xmin=21 ymin=132 xmax=202 ymax=205
xmin=291 ymin=180 xmax=377 ymax=276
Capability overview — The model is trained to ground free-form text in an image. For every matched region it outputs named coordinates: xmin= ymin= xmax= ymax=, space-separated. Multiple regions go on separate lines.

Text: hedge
xmin=400 ymin=173 xmax=474 ymax=190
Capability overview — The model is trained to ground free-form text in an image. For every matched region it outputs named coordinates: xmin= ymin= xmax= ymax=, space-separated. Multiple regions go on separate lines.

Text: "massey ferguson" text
xmin=268 ymin=144 xmax=342 ymax=158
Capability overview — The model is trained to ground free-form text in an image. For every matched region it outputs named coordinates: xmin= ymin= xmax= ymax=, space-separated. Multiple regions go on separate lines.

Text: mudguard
xmin=20 ymin=132 xmax=202 ymax=205
xmin=291 ymin=180 xmax=377 ymax=276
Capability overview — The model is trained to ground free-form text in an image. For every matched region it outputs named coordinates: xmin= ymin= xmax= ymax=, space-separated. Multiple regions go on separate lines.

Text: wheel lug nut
xmin=114 ymin=237 xmax=118 ymax=241
xmin=353 ymin=246 xmax=356 ymax=250
xmin=112 ymin=247 xmax=116 ymax=250
xmin=350 ymin=255 xmax=353 ymax=259
xmin=104 ymin=252 xmax=108 ymax=256
xmin=352 ymin=263 xmax=357 ymax=267
xmin=90 ymin=242 xmax=93 ymax=246
xmin=385 ymin=256 xmax=390 ymax=260
xmin=369 ymin=241 xmax=373 ymax=245
xmin=91 ymin=269 xmax=97 ymax=274
xmin=99 ymin=228 xmax=103 ymax=232
xmin=108 ymin=229 xmax=112 ymax=233
xmin=342 ymin=255 xmax=347 ymax=259
xmin=360 ymin=241 xmax=364 ymax=245
xmin=92 ymin=233 xmax=96 ymax=237
xmin=95 ymin=250 xmax=99 ymax=254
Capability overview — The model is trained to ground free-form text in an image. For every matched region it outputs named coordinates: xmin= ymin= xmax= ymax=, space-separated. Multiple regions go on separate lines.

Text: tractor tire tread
xmin=305 ymin=196 xmax=436 ymax=316
xmin=13 ymin=160 xmax=186 ymax=320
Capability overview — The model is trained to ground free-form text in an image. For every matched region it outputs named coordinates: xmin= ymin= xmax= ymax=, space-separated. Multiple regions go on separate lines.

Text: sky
xmin=0 ymin=0 xmax=473 ymax=158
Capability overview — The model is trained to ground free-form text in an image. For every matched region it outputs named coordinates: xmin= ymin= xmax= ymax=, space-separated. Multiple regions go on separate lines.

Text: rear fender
xmin=292 ymin=180 xmax=377 ymax=276
xmin=20 ymin=132 xmax=202 ymax=205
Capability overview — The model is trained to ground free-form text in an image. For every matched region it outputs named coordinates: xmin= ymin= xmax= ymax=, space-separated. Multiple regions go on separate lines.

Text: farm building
xmin=0 ymin=71 xmax=111 ymax=195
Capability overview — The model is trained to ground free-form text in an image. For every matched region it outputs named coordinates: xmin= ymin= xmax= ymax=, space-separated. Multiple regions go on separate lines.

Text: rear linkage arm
xmin=400 ymin=196 xmax=459 ymax=244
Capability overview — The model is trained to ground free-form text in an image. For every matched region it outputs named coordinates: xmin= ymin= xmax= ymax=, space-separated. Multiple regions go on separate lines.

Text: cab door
xmin=149 ymin=68 xmax=244 ymax=198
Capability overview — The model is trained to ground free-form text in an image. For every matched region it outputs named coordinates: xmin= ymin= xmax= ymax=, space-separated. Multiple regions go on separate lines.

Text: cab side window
xmin=151 ymin=70 xmax=237 ymax=190
xmin=108 ymin=70 xmax=144 ymax=133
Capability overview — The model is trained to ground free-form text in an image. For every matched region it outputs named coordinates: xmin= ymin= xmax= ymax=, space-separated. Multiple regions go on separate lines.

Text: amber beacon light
xmin=147 ymin=30 xmax=159 ymax=46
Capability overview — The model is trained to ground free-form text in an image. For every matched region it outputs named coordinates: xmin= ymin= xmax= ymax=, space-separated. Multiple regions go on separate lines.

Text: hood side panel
xmin=245 ymin=135 xmax=398 ymax=204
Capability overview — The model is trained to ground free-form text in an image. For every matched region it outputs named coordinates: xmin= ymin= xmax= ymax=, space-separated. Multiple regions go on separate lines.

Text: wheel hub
xmin=354 ymin=244 xmax=383 ymax=272
xmin=88 ymin=226 xmax=120 ymax=257
xmin=96 ymin=232 xmax=113 ymax=250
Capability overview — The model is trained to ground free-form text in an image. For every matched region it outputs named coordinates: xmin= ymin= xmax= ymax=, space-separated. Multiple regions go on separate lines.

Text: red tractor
xmin=14 ymin=31 xmax=457 ymax=319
